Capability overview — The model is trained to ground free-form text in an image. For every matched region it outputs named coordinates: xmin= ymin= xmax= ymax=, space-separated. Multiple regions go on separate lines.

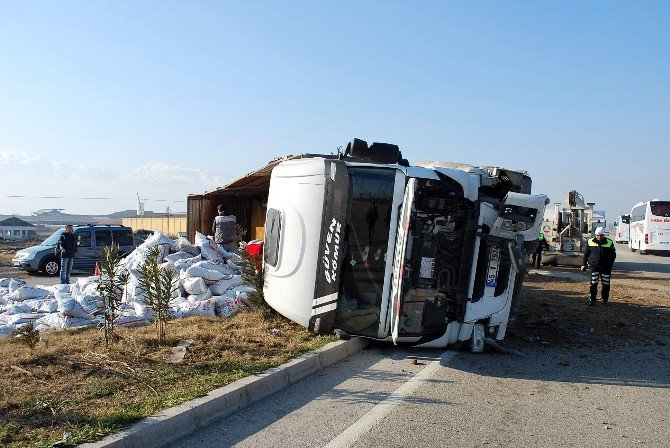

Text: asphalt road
xmin=168 ymin=249 xmax=670 ymax=448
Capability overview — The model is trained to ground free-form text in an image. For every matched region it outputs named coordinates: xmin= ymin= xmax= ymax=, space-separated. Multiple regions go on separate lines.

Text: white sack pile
xmin=0 ymin=231 xmax=255 ymax=339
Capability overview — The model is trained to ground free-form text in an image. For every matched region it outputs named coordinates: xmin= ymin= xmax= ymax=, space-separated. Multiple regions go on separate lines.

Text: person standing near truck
xmin=57 ymin=224 xmax=77 ymax=284
xmin=212 ymin=205 xmax=237 ymax=252
xmin=581 ymin=227 xmax=616 ymax=306
xmin=531 ymin=231 xmax=549 ymax=267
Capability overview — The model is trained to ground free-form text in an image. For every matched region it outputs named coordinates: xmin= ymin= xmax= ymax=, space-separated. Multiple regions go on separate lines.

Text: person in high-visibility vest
xmin=581 ymin=227 xmax=616 ymax=305
xmin=531 ymin=231 xmax=549 ymax=268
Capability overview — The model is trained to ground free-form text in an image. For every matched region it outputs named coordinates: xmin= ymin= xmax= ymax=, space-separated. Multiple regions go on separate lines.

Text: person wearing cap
xmin=56 ymin=224 xmax=77 ymax=284
xmin=212 ymin=205 xmax=237 ymax=252
xmin=581 ymin=227 xmax=616 ymax=305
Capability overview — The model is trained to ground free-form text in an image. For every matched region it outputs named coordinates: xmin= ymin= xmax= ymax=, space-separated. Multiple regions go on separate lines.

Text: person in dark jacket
xmin=531 ymin=231 xmax=550 ymax=268
xmin=581 ymin=227 xmax=616 ymax=305
xmin=57 ymin=224 xmax=77 ymax=284
xmin=212 ymin=205 xmax=237 ymax=252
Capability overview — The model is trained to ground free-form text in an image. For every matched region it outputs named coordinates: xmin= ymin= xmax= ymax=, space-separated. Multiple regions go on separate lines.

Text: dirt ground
xmin=508 ymin=268 xmax=670 ymax=350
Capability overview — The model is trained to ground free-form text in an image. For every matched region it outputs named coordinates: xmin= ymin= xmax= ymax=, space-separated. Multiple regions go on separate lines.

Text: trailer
xmin=262 ymin=138 xmax=548 ymax=352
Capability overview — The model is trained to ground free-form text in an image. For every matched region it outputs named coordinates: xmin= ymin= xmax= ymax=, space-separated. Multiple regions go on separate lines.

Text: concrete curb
xmin=81 ymin=337 xmax=368 ymax=448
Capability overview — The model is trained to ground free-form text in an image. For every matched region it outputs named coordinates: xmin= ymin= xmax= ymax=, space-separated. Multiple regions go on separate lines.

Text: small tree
xmin=11 ymin=323 xmax=40 ymax=350
xmin=138 ymin=246 xmax=177 ymax=344
xmin=233 ymin=225 xmax=270 ymax=314
xmin=96 ymin=244 xmax=129 ymax=348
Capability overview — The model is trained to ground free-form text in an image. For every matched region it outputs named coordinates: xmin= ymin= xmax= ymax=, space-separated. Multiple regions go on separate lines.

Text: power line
xmin=1 ymin=195 xmax=186 ymax=203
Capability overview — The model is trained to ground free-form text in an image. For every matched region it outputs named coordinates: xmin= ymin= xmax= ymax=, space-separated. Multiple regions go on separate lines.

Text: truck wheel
xmin=345 ymin=138 xmax=369 ymax=159
xmin=42 ymin=257 xmax=60 ymax=276
xmin=630 ymin=245 xmax=636 ymax=252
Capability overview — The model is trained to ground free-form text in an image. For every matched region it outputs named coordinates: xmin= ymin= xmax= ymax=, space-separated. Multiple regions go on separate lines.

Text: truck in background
xmin=541 ymin=190 xmax=600 ymax=266
xmin=262 ymin=138 xmax=548 ymax=352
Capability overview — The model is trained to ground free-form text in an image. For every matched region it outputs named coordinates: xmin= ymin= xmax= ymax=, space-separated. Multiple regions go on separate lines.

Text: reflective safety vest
xmin=588 ymin=237 xmax=613 ymax=248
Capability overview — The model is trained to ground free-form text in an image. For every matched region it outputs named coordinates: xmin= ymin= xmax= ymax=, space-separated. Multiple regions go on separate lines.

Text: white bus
xmin=629 ymin=201 xmax=670 ymax=254
xmin=613 ymin=214 xmax=630 ymax=244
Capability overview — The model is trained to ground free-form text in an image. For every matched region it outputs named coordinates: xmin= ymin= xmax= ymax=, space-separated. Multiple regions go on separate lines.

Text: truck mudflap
xmin=308 ymin=160 xmax=350 ymax=334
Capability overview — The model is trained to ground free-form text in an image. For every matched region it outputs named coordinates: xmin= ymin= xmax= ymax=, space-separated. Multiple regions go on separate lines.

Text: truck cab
xmin=262 ymin=139 xmax=547 ymax=351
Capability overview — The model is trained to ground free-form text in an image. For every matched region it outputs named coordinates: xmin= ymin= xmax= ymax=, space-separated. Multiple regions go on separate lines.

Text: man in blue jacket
xmin=57 ymin=224 xmax=77 ymax=284
xmin=581 ymin=227 xmax=616 ymax=306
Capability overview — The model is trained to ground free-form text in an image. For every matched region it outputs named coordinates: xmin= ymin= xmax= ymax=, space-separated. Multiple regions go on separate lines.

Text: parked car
xmin=12 ymin=225 xmax=135 ymax=276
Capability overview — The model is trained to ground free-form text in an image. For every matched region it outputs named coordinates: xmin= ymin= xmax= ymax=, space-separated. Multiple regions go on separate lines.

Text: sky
xmin=1 ymin=1 xmax=668 ymax=219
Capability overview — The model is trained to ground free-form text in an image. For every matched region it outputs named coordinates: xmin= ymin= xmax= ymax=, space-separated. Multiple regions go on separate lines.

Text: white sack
xmin=132 ymin=301 xmax=154 ymax=320
xmin=15 ymin=286 xmax=51 ymax=301
xmin=208 ymin=275 xmax=244 ymax=295
xmin=7 ymin=313 xmax=46 ymax=326
xmin=58 ymin=297 xmax=92 ymax=318
xmin=185 ymin=265 xmax=225 ymax=282
xmin=195 ymin=232 xmax=222 ymax=261
xmin=8 ymin=279 xmax=26 ymax=293
xmin=172 ymin=297 xmax=216 ymax=318
xmin=6 ymin=303 xmax=32 ymax=314
xmin=175 ymin=237 xmax=201 ymax=256
xmin=182 ymin=277 xmax=208 ymax=295
xmin=164 ymin=250 xmax=193 ymax=262
xmin=213 ymin=296 xmax=249 ymax=318
xmin=187 ymin=290 xmax=212 ymax=302
xmin=114 ymin=314 xmax=151 ymax=328
xmin=78 ymin=295 xmax=103 ymax=315
xmin=0 ymin=325 xmax=13 ymax=339
xmin=173 ymin=255 xmax=202 ymax=272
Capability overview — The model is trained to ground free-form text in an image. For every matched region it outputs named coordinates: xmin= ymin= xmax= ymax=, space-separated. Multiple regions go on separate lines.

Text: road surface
xmin=167 ymin=248 xmax=670 ymax=448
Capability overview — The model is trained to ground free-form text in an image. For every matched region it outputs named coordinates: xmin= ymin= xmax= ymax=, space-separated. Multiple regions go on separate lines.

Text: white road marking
xmin=323 ymin=350 xmax=456 ymax=448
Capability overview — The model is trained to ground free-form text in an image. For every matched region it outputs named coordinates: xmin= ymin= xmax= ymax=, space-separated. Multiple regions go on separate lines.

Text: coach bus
xmin=629 ymin=201 xmax=670 ymax=254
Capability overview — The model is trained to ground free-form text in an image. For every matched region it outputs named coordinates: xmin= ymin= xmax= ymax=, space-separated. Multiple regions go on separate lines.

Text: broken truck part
xmin=262 ymin=138 xmax=548 ymax=352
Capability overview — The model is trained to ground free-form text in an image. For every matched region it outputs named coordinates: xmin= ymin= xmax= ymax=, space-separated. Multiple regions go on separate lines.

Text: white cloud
xmin=122 ymin=163 xmax=226 ymax=188
xmin=0 ymin=149 xmax=41 ymax=166
xmin=51 ymin=160 xmax=106 ymax=174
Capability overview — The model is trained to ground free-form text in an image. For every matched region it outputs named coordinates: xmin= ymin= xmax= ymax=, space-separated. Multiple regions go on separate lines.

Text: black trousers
xmin=589 ymin=269 xmax=611 ymax=302
xmin=531 ymin=250 xmax=542 ymax=267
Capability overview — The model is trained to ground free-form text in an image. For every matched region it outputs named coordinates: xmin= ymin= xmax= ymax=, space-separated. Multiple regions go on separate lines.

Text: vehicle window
xmin=650 ymin=201 xmax=670 ymax=217
xmin=41 ymin=229 xmax=65 ymax=246
xmin=622 ymin=215 xmax=630 ymax=224
xmin=95 ymin=230 xmax=113 ymax=247
xmin=264 ymin=209 xmax=281 ymax=267
xmin=336 ymin=167 xmax=396 ymax=338
xmin=77 ymin=231 xmax=91 ymax=247
xmin=113 ymin=229 xmax=134 ymax=246
xmin=631 ymin=205 xmax=645 ymax=222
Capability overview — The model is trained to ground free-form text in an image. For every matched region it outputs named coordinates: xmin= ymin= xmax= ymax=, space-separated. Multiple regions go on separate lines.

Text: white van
xmin=263 ymin=139 xmax=548 ymax=352
xmin=629 ymin=201 xmax=670 ymax=254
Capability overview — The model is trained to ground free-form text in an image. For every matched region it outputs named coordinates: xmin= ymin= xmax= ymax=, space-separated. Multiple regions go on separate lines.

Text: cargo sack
xmin=195 ymin=232 xmax=222 ymax=261
xmin=185 ymin=265 xmax=225 ymax=282
xmin=58 ymin=297 xmax=92 ymax=318
xmin=173 ymin=255 xmax=203 ymax=272
xmin=0 ymin=325 xmax=13 ymax=339
xmin=182 ymin=277 xmax=208 ymax=295
xmin=187 ymin=290 xmax=212 ymax=303
xmin=78 ymin=295 xmax=103 ymax=315
xmin=164 ymin=251 xmax=193 ymax=262
xmin=213 ymin=296 xmax=249 ymax=318
xmin=208 ymin=275 xmax=244 ymax=295
xmin=175 ymin=237 xmax=201 ymax=256
xmin=172 ymin=297 xmax=216 ymax=318
xmin=114 ymin=314 xmax=151 ymax=328
xmin=10 ymin=286 xmax=51 ymax=301
xmin=7 ymin=313 xmax=46 ymax=326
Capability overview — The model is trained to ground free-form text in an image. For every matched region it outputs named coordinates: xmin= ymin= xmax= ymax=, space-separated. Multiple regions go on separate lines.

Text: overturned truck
xmin=262 ymin=139 xmax=548 ymax=352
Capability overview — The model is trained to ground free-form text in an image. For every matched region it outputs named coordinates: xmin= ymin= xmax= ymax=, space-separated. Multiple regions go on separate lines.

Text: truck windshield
xmin=336 ymin=167 xmax=396 ymax=338
xmin=41 ymin=229 xmax=65 ymax=246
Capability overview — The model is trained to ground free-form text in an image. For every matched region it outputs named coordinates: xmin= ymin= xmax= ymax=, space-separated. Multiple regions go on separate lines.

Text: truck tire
xmin=345 ymin=138 xmax=369 ymax=159
xmin=42 ymin=257 xmax=60 ymax=276
xmin=368 ymin=143 xmax=401 ymax=164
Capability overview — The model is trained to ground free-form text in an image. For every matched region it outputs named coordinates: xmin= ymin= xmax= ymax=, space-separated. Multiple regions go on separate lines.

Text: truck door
xmin=391 ymin=178 xmax=416 ymax=344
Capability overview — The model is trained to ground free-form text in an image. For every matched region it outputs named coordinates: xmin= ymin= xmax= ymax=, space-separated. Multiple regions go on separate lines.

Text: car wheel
xmin=42 ymin=258 xmax=60 ymax=276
